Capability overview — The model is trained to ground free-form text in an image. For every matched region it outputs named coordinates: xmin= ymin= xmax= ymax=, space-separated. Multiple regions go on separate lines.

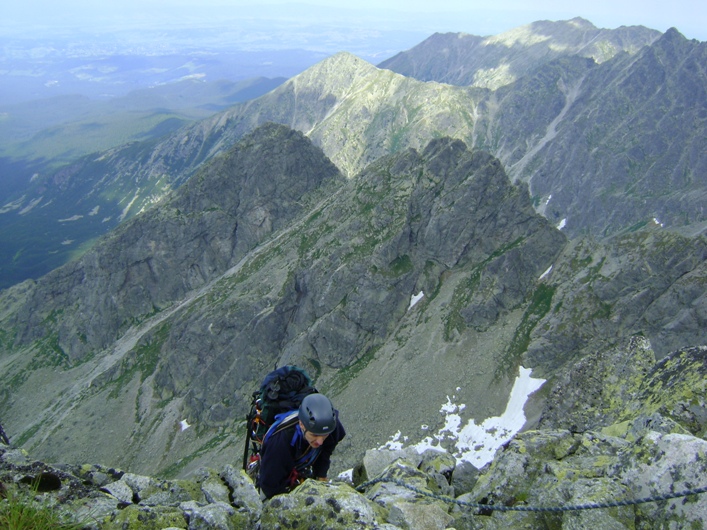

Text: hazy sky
xmin=259 ymin=0 xmax=706 ymax=38
xmin=3 ymin=0 xmax=706 ymax=42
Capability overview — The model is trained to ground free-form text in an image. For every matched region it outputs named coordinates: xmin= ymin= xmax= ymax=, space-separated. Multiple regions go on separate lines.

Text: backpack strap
xmin=263 ymin=410 xmax=300 ymax=444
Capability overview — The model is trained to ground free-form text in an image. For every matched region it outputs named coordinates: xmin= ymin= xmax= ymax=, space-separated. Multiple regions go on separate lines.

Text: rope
xmin=355 ymin=477 xmax=707 ymax=513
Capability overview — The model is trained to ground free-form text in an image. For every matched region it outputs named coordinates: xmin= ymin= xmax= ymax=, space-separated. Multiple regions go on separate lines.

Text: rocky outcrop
xmin=524 ymin=231 xmax=707 ymax=369
xmin=1 ymin=338 xmax=704 ymax=530
xmin=537 ymin=338 xmax=707 ymax=436
xmin=0 ymin=445 xmax=263 ymax=529
xmin=3 ymin=427 xmax=705 ymax=530
xmin=453 ymin=420 xmax=707 ymax=529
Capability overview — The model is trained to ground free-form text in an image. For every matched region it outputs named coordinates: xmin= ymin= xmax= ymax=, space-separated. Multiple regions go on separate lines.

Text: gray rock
xmin=87 ymin=470 xmax=112 ymax=487
xmin=538 ymin=338 xmax=707 ymax=439
xmin=387 ymin=501 xmax=454 ymax=530
xmin=183 ymin=501 xmax=246 ymax=530
xmin=451 ymin=461 xmax=481 ymax=497
xmin=365 ymin=460 xmax=431 ymax=505
xmin=360 ymin=447 xmax=424 ymax=483
xmin=101 ymin=479 xmax=134 ymax=504
xmin=219 ymin=464 xmax=262 ymax=517
xmin=537 ymin=335 xmax=656 ymax=432
xmin=260 ymin=479 xmax=385 ymax=529
xmin=0 ymin=448 xmax=30 ymax=466
xmin=198 ymin=476 xmax=230 ymax=505
xmin=419 ymin=449 xmax=455 ymax=475
xmin=618 ymin=430 xmax=707 ymax=528
xmin=103 ymin=504 xmax=188 ymax=529
xmin=450 ymin=411 xmax=707 ymax=529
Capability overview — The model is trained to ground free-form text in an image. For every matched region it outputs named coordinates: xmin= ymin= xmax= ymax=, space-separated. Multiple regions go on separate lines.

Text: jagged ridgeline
xmin=3 ymin=20 xmax=705 ymax=289
xmin=1 ymin=122 xmax=705 ymax=487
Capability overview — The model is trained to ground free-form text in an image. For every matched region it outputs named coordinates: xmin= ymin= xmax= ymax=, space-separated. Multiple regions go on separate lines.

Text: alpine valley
xmin=0 ymin=17 xmax=706 ymax=530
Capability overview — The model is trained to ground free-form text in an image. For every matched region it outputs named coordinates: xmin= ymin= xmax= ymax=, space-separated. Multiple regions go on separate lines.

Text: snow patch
xmin=19 ymin=197 xmax=43 ymax=215
xmin=381 ymin=366 xmax=545 ymax=468
xmin=59 ymin=215 xmax=83 ymax=222
xmin=408 ymin=291 xmax=424 ymax=310
xmin=538 ymin=265 xmax=553 ymax=280
xmin=557 ymin=218 xmax=567 ymax=230
xmin=379 ymin=430 xmax=406 ymax=451
xmin=0 ymin=197 xmax=26 ymax=214
xmin=119 ymin=194 xmax=140 ymax=222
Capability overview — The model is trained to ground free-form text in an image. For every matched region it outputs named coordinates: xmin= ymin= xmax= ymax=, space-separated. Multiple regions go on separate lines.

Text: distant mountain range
xmin=1 ymin=18 xmax=704 ymax=290
xmin=379 ymin=18 xmax=661 ymax=89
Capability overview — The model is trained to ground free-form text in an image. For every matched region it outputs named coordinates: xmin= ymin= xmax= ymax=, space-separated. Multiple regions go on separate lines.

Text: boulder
xmin=260 ymin=479 xmax=386 ymax=529
xmin=453 ymin=414 xmax=707 ymax=529
xmin=356 ymin=446 xmax=424 ymax=485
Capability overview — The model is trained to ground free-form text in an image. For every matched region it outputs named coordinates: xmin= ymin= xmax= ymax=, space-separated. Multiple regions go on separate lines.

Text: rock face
xmin=523 ymin=231 xmax=707 ymax=372
xmin=503 ymin=28 xmax=707 ymax=240
xmin=7 ymin=123 xmax=343 ymax=363
xmin=537 ymin=338 xmax=707 ymax=437
xmin=1 ymin=338 xmax=705 ymax=529
xmin=0 ymin=126 xmax=568 ymax=476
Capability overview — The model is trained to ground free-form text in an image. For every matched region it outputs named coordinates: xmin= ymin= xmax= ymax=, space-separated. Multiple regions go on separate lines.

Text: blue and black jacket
xmin=258 ymin=410 xmax=345 ymax=499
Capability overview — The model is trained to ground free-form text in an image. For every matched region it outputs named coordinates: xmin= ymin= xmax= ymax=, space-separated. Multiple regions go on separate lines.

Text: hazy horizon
xmin=3 ymin=0 xmax=705 ymax=42
xmin=1 ymin=1 xmax=704 ymax=104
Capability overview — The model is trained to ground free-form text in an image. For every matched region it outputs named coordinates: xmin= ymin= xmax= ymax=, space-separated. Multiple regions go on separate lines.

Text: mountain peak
xmin=295 ymin=51 xmax=376 ymax=80
xmin=661 ymin=26 xmax=688 ymax=42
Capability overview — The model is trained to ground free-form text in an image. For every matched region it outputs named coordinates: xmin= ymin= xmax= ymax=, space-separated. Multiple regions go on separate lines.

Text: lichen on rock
xmin=261 ymin=479 xmax=386 ymax=529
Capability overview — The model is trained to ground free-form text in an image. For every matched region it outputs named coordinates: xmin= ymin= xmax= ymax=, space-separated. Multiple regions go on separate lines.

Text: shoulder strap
xmin=263 ymin=410 xmax=300 ymax=444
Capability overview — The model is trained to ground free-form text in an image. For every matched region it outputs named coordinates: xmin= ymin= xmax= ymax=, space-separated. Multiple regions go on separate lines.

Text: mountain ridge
xmin=1 ymin=124 xmax=704 ymax=486
xmin=2 ymin=20 xmax=703 ymax=288
xmin=1 ymin=125 xmax=564 ymax=475
xmin=378 ymin=17 xmax=661 ymax=89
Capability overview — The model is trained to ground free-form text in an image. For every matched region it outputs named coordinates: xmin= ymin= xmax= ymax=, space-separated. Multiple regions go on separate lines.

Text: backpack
xmin=242 ymin=365 xmax=317 ymax=482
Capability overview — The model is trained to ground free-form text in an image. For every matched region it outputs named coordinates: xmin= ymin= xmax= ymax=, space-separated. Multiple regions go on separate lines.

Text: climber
xmin=258 ymin=393 xmax=346 ymax=499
